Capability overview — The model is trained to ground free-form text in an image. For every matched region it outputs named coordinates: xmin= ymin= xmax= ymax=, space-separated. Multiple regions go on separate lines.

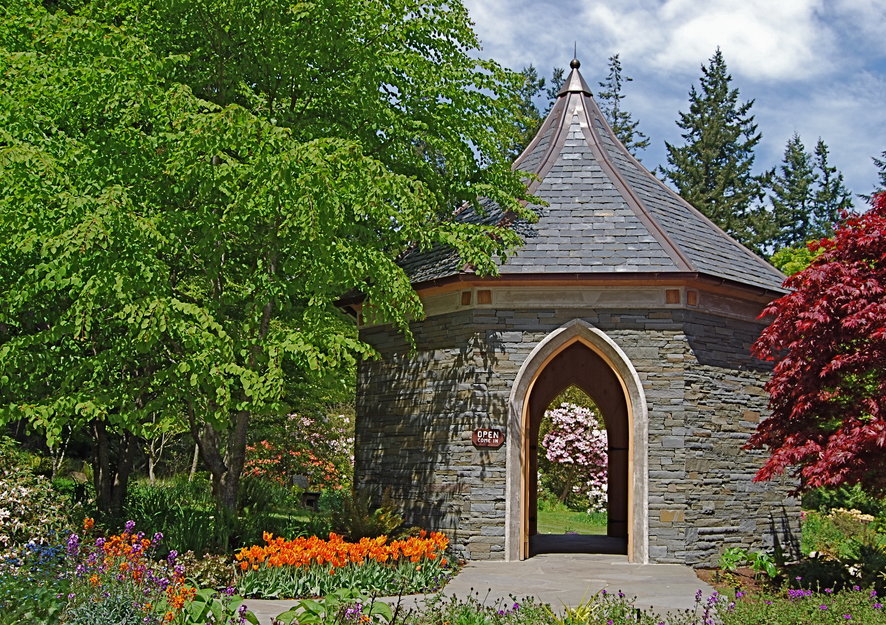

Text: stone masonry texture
xmin=355 ymin=305 xmax=801 ymax=565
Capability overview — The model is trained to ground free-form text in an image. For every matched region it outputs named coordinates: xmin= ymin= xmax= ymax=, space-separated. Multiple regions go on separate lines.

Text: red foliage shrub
xmin=747 ymin=193 xmax=886 ymax=494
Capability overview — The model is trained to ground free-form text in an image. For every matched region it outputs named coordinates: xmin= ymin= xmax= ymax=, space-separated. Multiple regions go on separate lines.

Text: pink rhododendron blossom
xmin=541 ymin=402 xmax=608 ymax=512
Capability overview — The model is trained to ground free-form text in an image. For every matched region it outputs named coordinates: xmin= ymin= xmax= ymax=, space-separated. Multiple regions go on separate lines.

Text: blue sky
xmin=464 ymin=0 xmax=886 ymax=206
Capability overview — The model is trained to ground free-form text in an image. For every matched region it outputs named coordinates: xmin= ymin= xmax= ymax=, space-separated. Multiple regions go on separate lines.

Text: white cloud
xmin=461 ymin=0 xmax=884 ymax=199
xmin=582 ymin=0 xmax=833 ymax=81
xmin=830 ymin=0 xmax=886 ymax=56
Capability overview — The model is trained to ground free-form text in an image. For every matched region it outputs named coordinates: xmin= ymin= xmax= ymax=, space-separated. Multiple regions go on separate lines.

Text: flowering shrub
xmin=245 ymin=413 xmax=354 ymax=490
xmin=397 ymin=588 xmax=885 ymax=625
xmin=63 ymin=520 xmax=197 ymax=623
xmin=0 ymin=437 xmax=78 ymax=554
xmin=60 ymin=520 xmax=258 ymax=624
xmin=540 ymin=403 xmax=608 ymax=512
xmin=235 ymin=531 xmax=454 ymax=598
xmin=798 ymin=508 xmax=886 ymax=592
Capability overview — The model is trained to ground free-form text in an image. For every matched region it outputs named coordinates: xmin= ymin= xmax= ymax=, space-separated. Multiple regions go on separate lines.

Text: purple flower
xmin=826 ymin=588 xmax=834 ymax=593
xmin=735 ymin=591 xmax=744 ymax=598
xmin=66 ymin=533 xmax=80 ymax=556
xmin=853 ymin=585 xmax=861 ymax=591
xmin=820 ymin=605 xmax=828 ymax=610
xmin=124 ymin=520 xmax=136 ymax=533
xmin=874 ymin=603 xmax=883 ymax=609
xmin=512 ymin=603 xmax=520 ymax=611
xmin=843 ymin=615 xmax=851 ymax=620
xmin=765 ymin=601 xmax=773 ymax=605
xmin=167 ymin=550 xmax=178 ymax=565
xmin=152 ymin=532 xmax=163 ymax=544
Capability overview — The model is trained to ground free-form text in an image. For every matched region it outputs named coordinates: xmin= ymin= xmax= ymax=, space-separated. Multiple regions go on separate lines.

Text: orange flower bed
xmin=235 ymin=530 xmax=449 ymax=573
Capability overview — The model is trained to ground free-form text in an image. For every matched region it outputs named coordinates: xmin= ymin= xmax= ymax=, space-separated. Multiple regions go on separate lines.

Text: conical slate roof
xmin=400 ymin=59 xmax=785 ymax=293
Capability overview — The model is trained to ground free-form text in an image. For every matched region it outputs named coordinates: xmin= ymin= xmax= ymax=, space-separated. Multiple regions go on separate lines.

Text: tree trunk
xmin=188 ymin=442 xmax=200 ymax=482
xmin=188 ymin=404 xmax=250 ymax=516
xmin=92 ymin=421 xmax=134 ymax=518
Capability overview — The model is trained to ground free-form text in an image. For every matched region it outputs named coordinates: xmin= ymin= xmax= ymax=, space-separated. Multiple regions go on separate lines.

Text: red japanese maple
xmin=747 ymin=192 xmax=886 ymax=495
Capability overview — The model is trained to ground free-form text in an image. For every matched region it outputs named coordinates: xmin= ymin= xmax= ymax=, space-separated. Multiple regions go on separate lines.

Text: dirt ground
xmin=695 ymin=566 xmax=770 ymax=594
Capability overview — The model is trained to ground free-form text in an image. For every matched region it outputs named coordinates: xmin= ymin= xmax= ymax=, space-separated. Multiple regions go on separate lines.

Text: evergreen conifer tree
xmin=661 ymin=49 xmax=764 ymax=249
xmin=767 ymin=135 xmax=853 ymax=251
xmin=769 ymin=133 xmax=817 ymax=249
xmin=871 ymin=150 xmax=886 ymax=196
xmin=811 ymin=139 xmax=853 ymax=236
xmin=512 ymin=66 xmax=565 ymax=158
xmin=596 ymin=54 xmax=649 ymax=157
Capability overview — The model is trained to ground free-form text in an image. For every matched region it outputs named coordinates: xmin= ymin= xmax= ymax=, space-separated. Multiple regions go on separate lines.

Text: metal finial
xmin=570 ymin=57 xmax=580 ymax=69
xmin=570 ymin=42 xmax=580 ymax=69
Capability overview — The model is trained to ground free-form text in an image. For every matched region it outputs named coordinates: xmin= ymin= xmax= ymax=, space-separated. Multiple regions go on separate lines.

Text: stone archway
xmin=506 ymin=320 xmax=649 ymax=563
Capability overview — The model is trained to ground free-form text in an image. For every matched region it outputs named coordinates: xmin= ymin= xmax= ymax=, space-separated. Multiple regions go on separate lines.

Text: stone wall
xmin=356 ymin=304 xmax=800 ymax=564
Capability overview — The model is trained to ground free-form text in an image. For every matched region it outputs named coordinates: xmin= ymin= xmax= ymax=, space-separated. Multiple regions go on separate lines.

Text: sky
xmin=463 ymin=0 xmax=886 ymax=206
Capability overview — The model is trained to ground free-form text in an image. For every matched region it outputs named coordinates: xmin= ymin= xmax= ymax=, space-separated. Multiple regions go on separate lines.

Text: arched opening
xmin=526 ymin=343 xmax=628 ymax=556
xmin=505 ymin=319 xmax=648 ymax=563
xmin=534 ymin=387 xmax=611 ymax=547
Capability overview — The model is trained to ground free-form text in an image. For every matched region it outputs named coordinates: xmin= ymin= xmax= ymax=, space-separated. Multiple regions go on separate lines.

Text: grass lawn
xmin=536 ymin=507 xmax=607 ymax=535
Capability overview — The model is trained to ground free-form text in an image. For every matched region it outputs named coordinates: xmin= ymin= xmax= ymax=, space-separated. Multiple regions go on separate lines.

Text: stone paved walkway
xmin=243 ymin=554 xmax=715 ymax=624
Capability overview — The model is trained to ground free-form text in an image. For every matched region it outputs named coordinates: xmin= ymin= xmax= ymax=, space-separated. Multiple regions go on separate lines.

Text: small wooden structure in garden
xmin=351 ymin=58 xmax=799 ymax=565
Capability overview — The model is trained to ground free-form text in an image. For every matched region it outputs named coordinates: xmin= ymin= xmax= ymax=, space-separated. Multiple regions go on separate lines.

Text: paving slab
xmin=243 ymin=554 xmax=715 ymax=624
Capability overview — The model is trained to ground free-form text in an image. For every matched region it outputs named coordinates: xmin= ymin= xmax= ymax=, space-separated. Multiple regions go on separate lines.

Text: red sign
xmin=472 ymin=428 xmax=505 ymax=449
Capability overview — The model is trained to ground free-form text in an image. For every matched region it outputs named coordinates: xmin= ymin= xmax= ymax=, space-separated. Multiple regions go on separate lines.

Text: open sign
xmin=472 ymin=428 xmax=505 ymax=449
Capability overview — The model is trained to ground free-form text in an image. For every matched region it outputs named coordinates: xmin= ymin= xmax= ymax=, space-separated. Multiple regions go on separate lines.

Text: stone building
xmin=352 ymin=59 xmax=799 ymax=565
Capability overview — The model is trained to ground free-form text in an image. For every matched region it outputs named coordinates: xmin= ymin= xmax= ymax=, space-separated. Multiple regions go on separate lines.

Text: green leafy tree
xmin=767 ymin=135 xmax=852 ymax=251
xmin=660 ymin=48 xmax=765 ymax=251
xmin=0 ymin=0 xmax=532 ymax=516
xmin=596 ymin=54 xmax=649 ymax=157
xmin=769 ymin=245 xmax=823 ymax=276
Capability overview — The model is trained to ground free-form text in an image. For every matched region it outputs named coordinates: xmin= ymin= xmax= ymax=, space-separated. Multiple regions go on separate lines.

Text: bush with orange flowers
xmin=235 ymin=531 xmax=456 ymax=599
xmin=61 ymin=520 xmax=258 ymax=624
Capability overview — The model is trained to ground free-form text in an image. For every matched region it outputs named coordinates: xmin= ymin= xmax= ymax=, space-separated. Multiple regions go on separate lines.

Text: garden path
xmin=243 ymin=553 xmax=716 ymax=624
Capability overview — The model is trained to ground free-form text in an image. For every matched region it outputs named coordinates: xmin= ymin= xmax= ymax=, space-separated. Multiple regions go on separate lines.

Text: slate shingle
xmin=399 ymin=64 xmax=786 ymax=293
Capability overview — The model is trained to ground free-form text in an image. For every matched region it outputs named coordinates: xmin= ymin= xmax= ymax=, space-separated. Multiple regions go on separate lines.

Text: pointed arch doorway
xmin=505 ymin=320 xmax=649 ymax=563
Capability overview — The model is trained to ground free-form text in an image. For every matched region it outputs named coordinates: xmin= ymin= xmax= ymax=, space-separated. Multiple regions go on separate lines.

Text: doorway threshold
xmin=530 ymin=534 xmax=627 ymax=556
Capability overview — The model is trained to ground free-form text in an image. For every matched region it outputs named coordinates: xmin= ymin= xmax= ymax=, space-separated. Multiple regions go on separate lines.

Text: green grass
xmin=536 ymin=506 xmax=607 ymax=535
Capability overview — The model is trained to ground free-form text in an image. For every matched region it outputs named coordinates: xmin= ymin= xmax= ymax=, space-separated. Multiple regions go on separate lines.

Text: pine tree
xmin=769 ymin=133 xmax=817 ymax=249
xmin=511 ymin=66 xmax=565 ymax=157
xmin=767 ymin=135 xmax=853 ymax=251
xmin=510 ymin=65 xmax=548 ymax=159
xmin=596 ymin=54 xmax=650 ymax=157
xmin=811 ymin=139 xmax=853 ymax=237
xmin=871 ymin=150 xmax=886 ymax=196
xmin=660 ymin=49 xmax=764 ymax=249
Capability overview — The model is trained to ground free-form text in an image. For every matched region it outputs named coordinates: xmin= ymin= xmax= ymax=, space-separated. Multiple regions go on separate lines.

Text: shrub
xmin=0 ymin=541 xmax=69 ymax=625
xmin=63 ymin=521 xmax=259 ymax=624
xmin=538 ymin=403 xmax=607 ymax=513
xmin=0 ymin=437 xmax=78 ymax=554
xmin=244 ymin=413 xmax=354 ymax=491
